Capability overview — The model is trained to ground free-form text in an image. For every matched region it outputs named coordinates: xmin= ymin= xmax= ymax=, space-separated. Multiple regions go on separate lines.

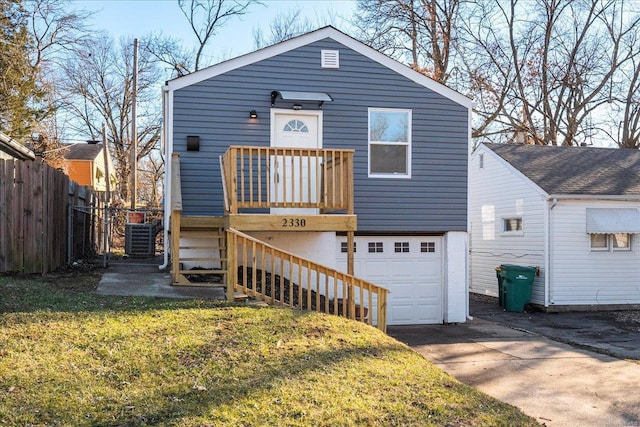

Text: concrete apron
xmin=389 ymin=319 xmax=640 ymax=427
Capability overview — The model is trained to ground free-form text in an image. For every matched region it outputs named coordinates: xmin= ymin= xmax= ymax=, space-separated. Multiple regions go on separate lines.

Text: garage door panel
xmin=337 ymin=236 xmax=443 ymax=325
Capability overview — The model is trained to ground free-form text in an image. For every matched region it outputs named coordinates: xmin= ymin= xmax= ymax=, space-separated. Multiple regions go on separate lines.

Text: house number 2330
xmin=282 ymin=218 xmax=306 ymax=227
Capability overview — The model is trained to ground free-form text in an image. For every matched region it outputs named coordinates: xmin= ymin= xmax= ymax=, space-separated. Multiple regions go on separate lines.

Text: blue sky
xmin=79 ymin=0 xmax=356 ymax=64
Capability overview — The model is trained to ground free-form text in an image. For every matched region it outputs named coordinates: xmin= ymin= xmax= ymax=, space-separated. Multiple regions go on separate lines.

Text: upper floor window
xmin=368 ymin=108 xmax=411 ymax=178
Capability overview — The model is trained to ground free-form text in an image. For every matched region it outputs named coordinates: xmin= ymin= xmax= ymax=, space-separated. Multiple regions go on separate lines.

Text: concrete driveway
xmin=389 ymin=300 xmax=640 ymax=426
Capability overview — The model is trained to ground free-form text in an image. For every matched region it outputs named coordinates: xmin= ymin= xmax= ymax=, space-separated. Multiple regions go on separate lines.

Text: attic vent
xmin=321 ymin=50 xmax=339 ymax=68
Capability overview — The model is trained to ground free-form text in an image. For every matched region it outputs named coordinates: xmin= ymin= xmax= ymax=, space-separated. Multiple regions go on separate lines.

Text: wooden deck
xmin=170 ymin=147 xmax=386 ymax=331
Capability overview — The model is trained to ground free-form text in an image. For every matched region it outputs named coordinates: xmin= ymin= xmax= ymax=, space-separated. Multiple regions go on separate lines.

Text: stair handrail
xmin=228 ymin=227 xmax=388 ymax=332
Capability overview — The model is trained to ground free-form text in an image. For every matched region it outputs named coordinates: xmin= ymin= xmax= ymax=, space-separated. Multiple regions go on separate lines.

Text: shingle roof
xmin=63 ymin=143 xmax=103 ymax=161
xmin=485 ymin=143 xmax=640 ymax=196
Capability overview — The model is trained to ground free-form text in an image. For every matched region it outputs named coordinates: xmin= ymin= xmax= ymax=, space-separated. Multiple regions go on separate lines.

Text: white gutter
xmin=548 ymin=194 xmax=640 ymax=201
xmin=159 ymin=86 xmax=172 ymax=270
xmin=0 ymin=131 xmax=35 ymax=160
xmin=545 ymin=198 xmax=558 ymax=307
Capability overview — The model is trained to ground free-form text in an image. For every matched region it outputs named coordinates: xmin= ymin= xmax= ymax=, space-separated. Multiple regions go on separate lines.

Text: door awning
xmin=271 ymin=90 xmax=333 ymax=108
xmin=586 ymin=208 xmax=640 ymax=234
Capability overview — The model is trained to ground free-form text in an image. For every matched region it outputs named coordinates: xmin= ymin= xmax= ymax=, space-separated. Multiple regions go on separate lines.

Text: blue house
xmin=162 ymin=27 xmax=471 ymax=329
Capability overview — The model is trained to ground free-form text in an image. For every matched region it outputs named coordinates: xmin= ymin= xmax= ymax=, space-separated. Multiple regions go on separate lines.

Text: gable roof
xmin=485 ymin=143 xmax=640 ymax=196
xmin=63 ymin=143 xmax=104 ymax=161
xmin=0 ymin=131 xmax=35 ymax=160
xmin=164 ymin=26 xmax=472 ymax=109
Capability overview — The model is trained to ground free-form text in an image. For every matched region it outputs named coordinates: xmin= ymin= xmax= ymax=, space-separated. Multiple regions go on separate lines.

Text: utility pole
xmin=102 ymin=123 xmax=110 ymax=267
xmin=130 ymin=38 xmax=138 ymax=209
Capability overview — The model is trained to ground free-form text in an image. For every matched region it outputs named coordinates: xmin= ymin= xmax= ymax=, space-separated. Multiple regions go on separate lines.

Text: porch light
xmin=249 ymin=110 xmax=258 ymax=119
xmin=292 ymin=104 xmax=303 ymax=110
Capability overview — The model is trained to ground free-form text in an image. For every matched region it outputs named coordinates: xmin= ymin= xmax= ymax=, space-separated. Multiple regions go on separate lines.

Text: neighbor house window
xmin=503 ymin=218 xmax=523 ymax=233
xmin=591 ymin=233 xmax=632 ymax=252
xmin=368 ymin=108 xmax=411 ymax=178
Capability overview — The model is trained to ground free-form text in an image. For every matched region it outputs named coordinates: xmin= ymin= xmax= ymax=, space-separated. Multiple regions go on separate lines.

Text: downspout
xmin=545 ymin=198 xmax=558 ymax=307
xmin=159 ymin=86 xmax=170 ymax=270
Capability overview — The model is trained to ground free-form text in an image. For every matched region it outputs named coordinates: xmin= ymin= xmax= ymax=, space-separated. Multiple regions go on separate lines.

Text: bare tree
xmin=178 ymin=0 xmax=255 ymax=71
xmin=58 ymin=33 xmax=161 ymax=203
xmin=463 ymin=0 xmax=640 ymax=146
xmin=354 ymin=0 xmax=461 ymax=84
xmin=137 ymin=152 xmax=164 ymax=208
xmin=252 ymin=6 xmax=339 ymax=49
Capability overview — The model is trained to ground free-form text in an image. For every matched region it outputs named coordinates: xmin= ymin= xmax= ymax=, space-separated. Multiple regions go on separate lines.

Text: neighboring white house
xmin=470 ymin=143 xmax=640 ymax=310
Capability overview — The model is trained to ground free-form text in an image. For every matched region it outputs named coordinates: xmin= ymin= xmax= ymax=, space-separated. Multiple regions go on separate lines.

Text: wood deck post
xmin=171 ymin=210 xmax=181 ymax=283
xmin=377 ymin=291 xmax=387 ymax=333
xmin=226 ymin=230 xmax=237 ymax=301
xmin=347 ymin=231 xmax=354 ymax=276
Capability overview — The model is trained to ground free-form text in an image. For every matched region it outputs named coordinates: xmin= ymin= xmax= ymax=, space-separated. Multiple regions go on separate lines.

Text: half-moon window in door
xmin=283 ymin=119 xmax=309 ymax=133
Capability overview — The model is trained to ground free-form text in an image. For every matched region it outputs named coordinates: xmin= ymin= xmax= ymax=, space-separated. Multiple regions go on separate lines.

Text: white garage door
xmin=336 ymin=236 xmax=443 ymax=325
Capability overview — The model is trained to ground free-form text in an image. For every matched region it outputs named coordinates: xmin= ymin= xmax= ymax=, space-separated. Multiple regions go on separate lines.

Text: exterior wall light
xmin=249 ymin=110 xmax=258 ymax=119
xmin=292 ymin=104 xmax=303 ymax=110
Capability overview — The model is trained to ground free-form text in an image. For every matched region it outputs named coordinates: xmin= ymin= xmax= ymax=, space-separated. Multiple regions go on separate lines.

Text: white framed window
xmin=368 ymin=108 xmax=411 ymax=178
xmin=591 ymin=233 xmax=632 ymax=252
xmin=502 ymin=217 xmax=523 ymax=234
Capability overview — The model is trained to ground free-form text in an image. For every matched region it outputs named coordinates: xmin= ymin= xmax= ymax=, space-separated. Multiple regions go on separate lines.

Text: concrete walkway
xmin=389 ymin=317 xmax=640 ymax=426
xmin=96 ymin=257 xmax=225 ymax=300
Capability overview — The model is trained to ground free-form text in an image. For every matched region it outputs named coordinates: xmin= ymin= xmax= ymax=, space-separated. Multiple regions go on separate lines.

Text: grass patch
xmin=0 ymin=270 xmax=538 ymax=426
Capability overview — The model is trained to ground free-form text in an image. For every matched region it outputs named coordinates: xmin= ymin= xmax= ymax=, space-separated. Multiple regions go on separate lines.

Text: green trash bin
xmin=495 ymin=264 xmax=536 ymax=312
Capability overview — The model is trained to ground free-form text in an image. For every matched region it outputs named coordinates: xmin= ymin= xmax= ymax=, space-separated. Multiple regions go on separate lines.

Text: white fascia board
xmin=163 ymin=27 xmax=472 ymax=110
xmin=0 ymin=131 xmax=35 ymax=160
xmin=547 ymin=194 xmax=640 ymax=201
xmin=479 ymin=144 xmax=549 ymax=199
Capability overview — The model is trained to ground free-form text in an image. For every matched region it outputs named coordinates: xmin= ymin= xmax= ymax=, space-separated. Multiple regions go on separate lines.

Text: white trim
xmin=162 ymin=87 xmax=173 ymax=270
xmin=0 ymin=131 xmax=35 ymax=160
xmin=164 ymin=27 xmax=472 ymax=109
xmin=367 ymin=107 xmax=412 ymax=179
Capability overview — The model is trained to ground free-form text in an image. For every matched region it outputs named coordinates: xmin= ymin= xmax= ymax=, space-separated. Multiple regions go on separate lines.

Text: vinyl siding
xmin=549 ymin=200 xmax=640 ymax=306
xmin=469 ymin=146 xmax=546 ymax=304
xmin=67 ymin=160 xmax=93 ymax=187
xmin=171 ymin=37 xmax=468 ymax=232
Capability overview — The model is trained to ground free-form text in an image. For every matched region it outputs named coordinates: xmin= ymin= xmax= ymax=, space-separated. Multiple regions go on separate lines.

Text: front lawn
xmin=0 ymin=269 xmax=538 ymax=426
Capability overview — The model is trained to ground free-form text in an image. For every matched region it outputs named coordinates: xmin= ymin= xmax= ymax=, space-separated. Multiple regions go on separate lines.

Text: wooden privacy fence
xmin=0 ymin=159 xmax=102 ymax=274
xmin=229 ymin=228 xmax=388 ymax=332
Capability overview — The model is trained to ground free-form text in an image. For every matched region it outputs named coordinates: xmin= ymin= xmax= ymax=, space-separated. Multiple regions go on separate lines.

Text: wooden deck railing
xmin=221 ymin=146 xmax=354 ymax=214
xmin=228 ymin=227 xmax=388 ymax=332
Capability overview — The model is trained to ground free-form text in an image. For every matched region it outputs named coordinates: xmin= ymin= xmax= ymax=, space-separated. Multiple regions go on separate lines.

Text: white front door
xmin=270 ymin=110 xmax=322 ymax=214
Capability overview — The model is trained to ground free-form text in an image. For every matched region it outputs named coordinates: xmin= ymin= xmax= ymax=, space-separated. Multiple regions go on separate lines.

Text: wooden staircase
xmin=169 ymin=150 xmax=388 ymax=332
xmin=171 ymin=216 xmax=228 ymax=287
